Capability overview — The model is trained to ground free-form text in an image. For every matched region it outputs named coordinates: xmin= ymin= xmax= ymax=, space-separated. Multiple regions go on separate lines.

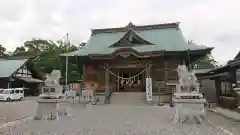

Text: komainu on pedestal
xmin=173 ymin=65 xmax=206 ymax=124
xmin=35 ymin=70 xmax=67 ymax=120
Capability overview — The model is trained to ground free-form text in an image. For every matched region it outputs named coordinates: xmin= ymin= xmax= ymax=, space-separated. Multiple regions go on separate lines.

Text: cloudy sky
xmin=0 ymin=0 xmax=239 ymax=64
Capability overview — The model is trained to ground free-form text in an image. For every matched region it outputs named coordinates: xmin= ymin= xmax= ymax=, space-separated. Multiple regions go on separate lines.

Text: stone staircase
xmin=110 ymin=92 xmax=148 ymax=105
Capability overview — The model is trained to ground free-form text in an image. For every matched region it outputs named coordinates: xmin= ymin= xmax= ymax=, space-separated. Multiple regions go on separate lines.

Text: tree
xmin=14 ymin=46 xmax=26 ymax=53
xmin=24 ymin=38 xmax=58 ymax=54
xmin=187 ymin=41 xmax=220 ymax=68
xmin=7 ymin=38 xmax=83 ymax=83
xmin=11 ymin=46 xmax=29 ymax=57
xmin=0 ymin=44 xmax=7 ymax=56
xmin=194 ymin=54 xmax=220 ymax=69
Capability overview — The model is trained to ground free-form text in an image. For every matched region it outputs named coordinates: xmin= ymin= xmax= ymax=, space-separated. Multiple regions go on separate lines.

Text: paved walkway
xmin=209 ymin=107 xmax=240 ymax=121
xmin=1 ymin=98 xmax=240 ymax=135
xmin=1 ymin=104 xmax=240 ymax=135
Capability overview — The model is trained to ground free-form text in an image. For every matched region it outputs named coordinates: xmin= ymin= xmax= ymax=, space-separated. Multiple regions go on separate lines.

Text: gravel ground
xmin=1 ymin=102 xmax=240 ymax=135
xmin=0 ymin=99 xmax=37 ymax=125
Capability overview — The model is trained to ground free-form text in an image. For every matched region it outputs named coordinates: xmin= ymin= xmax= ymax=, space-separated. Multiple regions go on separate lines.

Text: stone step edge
xmin=0 ymin=117 xmax=33 ymax=129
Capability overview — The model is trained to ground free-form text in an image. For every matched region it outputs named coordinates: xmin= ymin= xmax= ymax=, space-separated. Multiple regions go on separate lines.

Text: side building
xmin=198 ymin=51 xmax=240 ymax=108
xmin=62 ymin=22 xmax=213 ymax=103
xmin=0 ymin=58 xmax=45 ymax=96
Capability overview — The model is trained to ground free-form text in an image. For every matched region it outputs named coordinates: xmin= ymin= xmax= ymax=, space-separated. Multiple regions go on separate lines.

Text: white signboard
xmin=146 ymin=78 xmax=153 ymax=101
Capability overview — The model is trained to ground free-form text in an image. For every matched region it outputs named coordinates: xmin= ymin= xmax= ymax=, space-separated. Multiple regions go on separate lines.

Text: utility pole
xmin=65 ymin=34 xmax=69 ymax=90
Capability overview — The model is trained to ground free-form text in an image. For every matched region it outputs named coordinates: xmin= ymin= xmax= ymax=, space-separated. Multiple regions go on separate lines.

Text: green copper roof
xmin=61 ymin=22 xmax=212 ymax=56
xmin=0 ymin=59 xmax=28 ymax=78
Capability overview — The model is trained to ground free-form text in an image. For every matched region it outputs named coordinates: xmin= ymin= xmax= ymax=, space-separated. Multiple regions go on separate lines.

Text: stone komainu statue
xmin=176 ymin=65 xmax=199 ymax=93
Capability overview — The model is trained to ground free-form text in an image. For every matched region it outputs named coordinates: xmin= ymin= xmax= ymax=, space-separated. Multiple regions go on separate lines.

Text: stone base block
xmin=35 ymin=99 xmax=61 ymax=120
xmin=104 ymin=99 xmax=111 ymax=104
xmin=174 ymin=92 xmax=203 ymax=99
xmin=173 ymin=98 xmax=206 ymax=124
xmin=207 ymin=102 xmax=217 ymax=108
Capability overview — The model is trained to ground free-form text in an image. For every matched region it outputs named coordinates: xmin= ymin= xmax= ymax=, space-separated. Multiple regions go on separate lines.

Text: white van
xmin=0 ymin=88 xmax=24 ymax=101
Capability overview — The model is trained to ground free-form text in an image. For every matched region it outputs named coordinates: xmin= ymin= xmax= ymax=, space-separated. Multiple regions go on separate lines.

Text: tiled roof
xmin=61 ymin=22 xmax=213 ymax=56
xmin=0 ymin=59 xmax=28 ymax=78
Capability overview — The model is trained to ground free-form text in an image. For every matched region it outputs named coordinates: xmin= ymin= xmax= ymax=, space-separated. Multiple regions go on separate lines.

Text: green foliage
xmin=0 ymin=44 xmax=7 ymax=56
xmin=193 ymin=54 xmax=220 ymax=69
xmin=3 ymin=38 xmax=85 ymax=83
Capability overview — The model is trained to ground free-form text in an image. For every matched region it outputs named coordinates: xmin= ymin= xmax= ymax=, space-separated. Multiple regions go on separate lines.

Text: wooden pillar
xmin=104 ymin=64 xmax=110 ymax=104
xmin=145 ymin=63 xmax=149 ymax=78
xmin=7 ymin=82 xmax=10 ymax=88
xmin=164 ymin=61 xmax=168 ymax=83
xmin=164 ymin=61 xmax=171 ymax=102
xmin=215 ymin=78 xmax=222 ymax=104
xmin=230 ymin=68 xmax=237 ymax=85
xmin=83 ymin=64 xmax=88 ymax=89
xmin=149 ymin=64 xmax=152 ymax=78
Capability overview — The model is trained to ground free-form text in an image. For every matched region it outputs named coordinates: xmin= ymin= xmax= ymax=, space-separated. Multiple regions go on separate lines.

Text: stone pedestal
xmin=173 ymin=95 xmax=206 ymax=124
xmin=104 ymin=98 xmax=111 ymax=104
xmin=35 ymin=98 xmax=61 ymax=120
xmin=172 ymin=65 xmax=206 ymax=124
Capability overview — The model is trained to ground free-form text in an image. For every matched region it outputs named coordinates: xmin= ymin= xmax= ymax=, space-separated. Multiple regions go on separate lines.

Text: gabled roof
xmin=109 ymin=29 xmax=154 ymax=47
xmin=61 ymin=22 xmax=213 ymax=57
xmin=234 ymin=51 xmax=240 ymax=60
xmin=0 ymin=59 xmax=28 ymax=78
xmin=227 ymin=51 xmax=240 ymax=65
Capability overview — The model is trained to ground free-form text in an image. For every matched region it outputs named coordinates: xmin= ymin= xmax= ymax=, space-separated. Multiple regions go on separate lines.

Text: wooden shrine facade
xmin=61 ymin=22 xmax=213 ymax=103
xmin=83 ymin=51 xmax=205 ymax=94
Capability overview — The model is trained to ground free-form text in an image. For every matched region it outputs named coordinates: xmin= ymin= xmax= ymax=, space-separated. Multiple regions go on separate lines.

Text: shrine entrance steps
xmin=110 ymin=92 xmax=147 ymax=106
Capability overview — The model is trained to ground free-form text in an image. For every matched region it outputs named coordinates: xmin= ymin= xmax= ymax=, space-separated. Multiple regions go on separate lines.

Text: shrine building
xmin=62 ymin=22 xmax=213 ymax=103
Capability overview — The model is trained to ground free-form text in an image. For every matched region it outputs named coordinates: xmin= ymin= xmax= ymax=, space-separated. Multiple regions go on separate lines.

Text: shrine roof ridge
xmin=92 ymin=22 xmax=180 ymax=34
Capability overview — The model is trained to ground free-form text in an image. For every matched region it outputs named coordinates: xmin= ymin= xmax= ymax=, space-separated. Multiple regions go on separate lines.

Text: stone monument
xmin=173 ymin=65 xmax=206 ymax=124
xmin=35 ymin=70 xmax=65 ymax=120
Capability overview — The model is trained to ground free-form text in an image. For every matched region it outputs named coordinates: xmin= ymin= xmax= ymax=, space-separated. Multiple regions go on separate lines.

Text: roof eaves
xmin=180 ymin=47 xmax=214 ymax=54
